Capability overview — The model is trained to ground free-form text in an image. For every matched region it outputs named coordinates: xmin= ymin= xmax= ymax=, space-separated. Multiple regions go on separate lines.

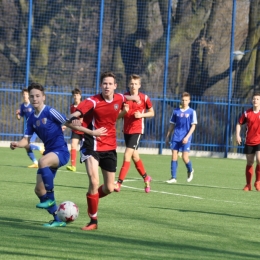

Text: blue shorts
xmin=51 ymin=148 xmax=70 ymax=168
xmin=170 ymin=141 xmax=191 ymax=152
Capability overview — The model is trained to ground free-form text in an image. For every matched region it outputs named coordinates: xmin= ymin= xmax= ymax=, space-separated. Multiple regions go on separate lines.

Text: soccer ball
xmin=57 ymin=201 xmax=79 ymax=222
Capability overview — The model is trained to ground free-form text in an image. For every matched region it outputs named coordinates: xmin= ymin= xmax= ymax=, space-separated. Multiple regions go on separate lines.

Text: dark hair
xmin=100 ymin=71 xmax=117 ymax=84
xmin=21 ymin=88 xmax=28 ymax=94
xmin=253 ymin=92 xmax=260 ymax=97
xmin=72 ymin=88 xmax=82 ymax=95
xmin=28 ymin=83 xmax=45 ymax=94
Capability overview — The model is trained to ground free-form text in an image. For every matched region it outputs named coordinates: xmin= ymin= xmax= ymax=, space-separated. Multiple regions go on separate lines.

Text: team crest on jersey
xmin=185 ymin=114 xmax=189 ymax=118
xmin=114 ymin=104 xmax=119 ymax=111
xmin=28 ymin=108 xmax=32 ymax=112
xmin=42 ymin=118 xmax=47 ymax=124
xmin=36 ymin=120 xmax=41 ymax=127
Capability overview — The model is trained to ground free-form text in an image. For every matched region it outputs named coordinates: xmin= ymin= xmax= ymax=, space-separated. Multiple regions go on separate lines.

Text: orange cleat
xmin=243 ymin=184 xmax=252 ymax=191
xmin=28 ymin=163 xmax=38 ymax=168
xmin=81 ymin=222 xmax=98 ymax=231
xmin=114 ymin=182 xmax=121 ymax=192
xmin=254 ymin=181 xmax=260 ymax=191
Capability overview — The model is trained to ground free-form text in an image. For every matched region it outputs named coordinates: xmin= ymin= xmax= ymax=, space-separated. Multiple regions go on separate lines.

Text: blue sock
xmin=186 ymin=161 xmax=193 ymax=173
xmin=39 ymin=167 xmax=60 ymax=221
xmin=30 ymin=144 xmax=41 ymax=151
xmin=171 ymin=160 xmax=178 ymax=179
xmin=27 ymin=149 xmax=37 ymax=163
xmin=38 ymin=193 xmax=48 ymax=203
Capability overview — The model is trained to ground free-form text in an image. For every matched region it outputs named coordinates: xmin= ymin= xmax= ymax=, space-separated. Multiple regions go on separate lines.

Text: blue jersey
xmin=25 ymin=105 xmax=68 ymax=153
xmin=170 ymin=107 xmax=197 ymax=142
xmin=19 ymin=103 xmax=34 ymax=120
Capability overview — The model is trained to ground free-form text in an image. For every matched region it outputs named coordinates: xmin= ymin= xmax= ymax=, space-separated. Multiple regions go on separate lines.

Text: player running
xmin=114 ymin=74 xmax=154 ymax=193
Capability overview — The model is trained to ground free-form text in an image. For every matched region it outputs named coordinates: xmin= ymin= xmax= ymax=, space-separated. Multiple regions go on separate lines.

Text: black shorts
xmin=80 ymin=149 xmax=117 ymax=172
xmin=71 ymin=132 xmax=83 ymax=140
xmin=244 ymin=144 xmax=260 ymax=154
xmin=124 ymin=133 xmax=142 ymax=149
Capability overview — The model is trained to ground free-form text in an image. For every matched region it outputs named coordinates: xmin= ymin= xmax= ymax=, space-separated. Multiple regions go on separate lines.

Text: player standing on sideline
xmin=165 ymin=92 xmax=197 ymax=183
xmin=16 ymin=88 xmax=44 ymax=168
xmin=114 ymin=74 xmax=154 ymax=193
xmin=66 ymin=71 xmax=140 ymax=231
xmin=10 ymin=83 xmax=71 ymax=227
xmin=66 ymin=88 xmax=84 ymax=172
xmin=236 ymin=92 xmax=260 ymax=191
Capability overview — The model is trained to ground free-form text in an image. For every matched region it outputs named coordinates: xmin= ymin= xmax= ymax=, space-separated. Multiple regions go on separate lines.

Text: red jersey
xmin=70 ymin=104 xmax=84 ymax=135
xmin=238 ymin=108 xmax=260 ymax=145
xmin=77 ymin=93 xmax=125 ymax=151
xmin=123 ymin=92 xmax=153 ymax=134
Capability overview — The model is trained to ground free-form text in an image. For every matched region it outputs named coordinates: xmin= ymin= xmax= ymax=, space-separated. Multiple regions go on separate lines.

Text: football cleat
xmin=187 ymin=169 xmax=194 ymax=182
xmin=36 ymin=199 xmax=56 ymax=209
xmin=28 ymin=163 xmax=38 ymax=168
xmin=43 ymin=220 xmax=66 ymax=227
xmin=243 ymin=184 xmax=252 ymax=191
xmin=254 ymin=181 xmax=260 ymax=191
xmin=66 ymin=165 xmax=76 ymax=172
xmin=144 ymin=176 xmax=152 ymax=193
xmin=114 ymin=182 xmax=121 ymax=192
xmin=81 ymin=222 xmax=98 ymax=231
xmin=40 ymin=147 xmax=45 ymax=155
xmin=166 ymin=178 xmax=177 ymax=184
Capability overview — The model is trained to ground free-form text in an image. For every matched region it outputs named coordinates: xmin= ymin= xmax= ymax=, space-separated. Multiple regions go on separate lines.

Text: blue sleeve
xmin=19 ymin=104 xmax=24 ymax=117
xmin=49 ymin=107 xmax=67 ymax=125
xmin=24 ymin=116 xmax=34 ymax=137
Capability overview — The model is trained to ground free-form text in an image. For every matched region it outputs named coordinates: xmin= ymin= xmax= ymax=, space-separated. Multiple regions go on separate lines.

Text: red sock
xmin=118 ymin=161 xmax=130 ymax=183
xmin=71 ymin=149 xmax=77 ymax=167
xmin=87 ymin=193 xmax=99 ymax=220
xmin=134 ymin=160 xmax=147 ymax=179
xmin=246 ymin=165 xmax=253 ymax=185
xmin=255 ymin=165 xmax=260 ymax=182
xmin=98 ymin=185 xmax=109 ymax=198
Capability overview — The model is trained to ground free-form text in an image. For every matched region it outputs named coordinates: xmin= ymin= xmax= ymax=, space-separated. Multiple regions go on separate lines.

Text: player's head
xmin=180 ymin=92 xmax=191 ymax=109
xmin=28 ymin=83 xmax=46 ymax=109
xmin=252 ymin=92 xmax=260 ymax=107
xmin=100 ymin=72 xmax=117 ymax=98
xmin=129 ymin=74 xmax=141 ymax=93
xmin=71 ymin=88 xmax=82 ymax=104
xmin=21 ymin=88 xmax=29 ymax=102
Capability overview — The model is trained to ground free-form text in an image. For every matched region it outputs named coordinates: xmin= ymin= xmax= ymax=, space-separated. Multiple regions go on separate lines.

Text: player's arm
xmin=165 ymin=123 xmax=174 ymax=146
xmin=16 ymin=109 xmax=21 ymax=120
xmin=183 ymin=124 xmax=196 ymax=144
xmin=124 ymin=95 xmax=140 ymax=103
xmin=134 ymin=107 xmax=155 ymax=119
xmin=10 ymin=137 xmax=29 ymax=150
xmin=117 ymin=103 xmax=129 ymax=119
xmin=236 ymin=123 xmax=242 ymax=145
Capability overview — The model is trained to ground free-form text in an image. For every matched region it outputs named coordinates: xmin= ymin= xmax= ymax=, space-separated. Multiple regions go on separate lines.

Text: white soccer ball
xmin=57 ymin=201 xmax=79 ymax=222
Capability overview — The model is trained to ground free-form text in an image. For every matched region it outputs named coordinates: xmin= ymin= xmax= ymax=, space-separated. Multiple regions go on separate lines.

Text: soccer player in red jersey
xmin=236 ymin=92 xmax=260 ymax=191
xmin=66 ymin=88 xmax=84 ymax=172
xmin=66 ymin=72 xmax=140 ymax=230
xmin=114 ymin=74 xmax=154 ymax=193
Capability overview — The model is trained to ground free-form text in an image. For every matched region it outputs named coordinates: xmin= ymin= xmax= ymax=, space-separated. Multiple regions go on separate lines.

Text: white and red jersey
xmin=77 ymin=93 xmax=125 ymax=151
xmin=238 ymin=108 xmax=260 ymax=145
xmin=123 ymin=92 xmax=153 ymax=134
xmin=70 ymin=104 xmax=84 ymax=135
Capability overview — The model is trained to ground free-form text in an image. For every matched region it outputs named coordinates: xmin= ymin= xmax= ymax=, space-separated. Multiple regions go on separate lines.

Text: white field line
xmin=58 ymin=169 xmax=244 ymax=204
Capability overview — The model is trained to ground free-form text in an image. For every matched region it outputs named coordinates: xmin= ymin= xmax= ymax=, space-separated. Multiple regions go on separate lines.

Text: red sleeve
xmin=145 ymin=95 xmax=153 ymax=109
xmin=77 ymin=99 xmax=94 ymax=116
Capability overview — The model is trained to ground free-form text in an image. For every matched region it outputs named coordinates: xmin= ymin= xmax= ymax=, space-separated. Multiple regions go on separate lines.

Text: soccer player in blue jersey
xmin=11 ymin=83 xmax=70 ymax=227
xmin=165 ymin=92 xmax=197 ymax=183
xmin=16 ymin=88 xmax=44 ymax=168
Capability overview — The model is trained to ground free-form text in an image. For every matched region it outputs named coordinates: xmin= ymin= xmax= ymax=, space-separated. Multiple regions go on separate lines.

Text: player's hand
xmin=134 ymin=111 xmax=142 ymax=118
xmin=71 ymin=119 xmax=81 ymax=126
xmin=92 ymin=127 xmax=107 ymax=137
xmin=123 ymin=103 xmax=130 ymax=113
xmin=10 ymin=142 xmax=18 ymax=150
xmin=182 ymin=137 xmax=188 ymax=144
xmin=133 ymin=95 xmax=141 ymax=104
xmin=236 ymin=136 xmax=242 ymax=145
xmin=62 ymin=125 xmax=67 ymax=132
xmin=16 ymin=109 xmax=20 ymax=115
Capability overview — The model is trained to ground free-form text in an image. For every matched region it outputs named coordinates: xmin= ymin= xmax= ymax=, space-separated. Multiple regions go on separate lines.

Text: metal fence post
xmin=225 ymin=0 xmax=237 ymax=158
xmin=159 ymin=0 xmax=172 ymax=155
